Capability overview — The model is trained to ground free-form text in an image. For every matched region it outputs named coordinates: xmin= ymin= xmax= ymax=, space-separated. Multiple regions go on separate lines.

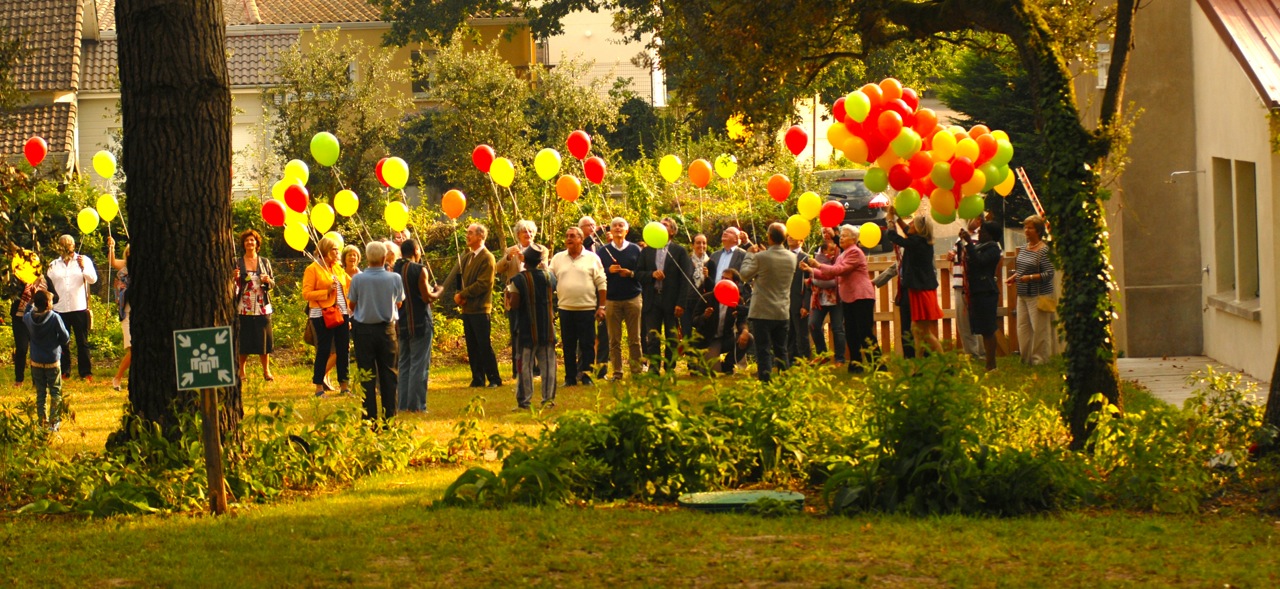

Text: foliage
xmin=0 ymin=24 xmax=27 ymax=113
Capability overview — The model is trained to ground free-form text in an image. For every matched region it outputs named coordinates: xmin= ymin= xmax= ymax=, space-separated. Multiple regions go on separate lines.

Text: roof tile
xmin=97 ymin=0 xmax=383 ymax=30
xmin=0 ymin=0 xmax=83 ymax=92
xmin=81 ymin=32 xmax=298 ymax=92
xmin=0 ymin=102 xmax=76 ymax=155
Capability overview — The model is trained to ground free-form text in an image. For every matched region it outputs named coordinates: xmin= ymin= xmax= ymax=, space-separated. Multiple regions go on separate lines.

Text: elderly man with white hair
xmin=803 ymin=224 xmax=876 ymax=373
xmin=495 ymin=219 xmax=549 ymax=394
xmin=598 ymin=217 xmax=643 ymax=379
xmin=347 ymin=240 xmax=405 ymax=422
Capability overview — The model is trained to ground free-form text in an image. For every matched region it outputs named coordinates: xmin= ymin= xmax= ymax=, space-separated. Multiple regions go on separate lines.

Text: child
xmin=25 ymin=290 xmax=69 ymax=431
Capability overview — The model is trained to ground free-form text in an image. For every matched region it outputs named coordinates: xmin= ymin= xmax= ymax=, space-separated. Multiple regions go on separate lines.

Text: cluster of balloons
xmin=474 ymin=129 xmax=605 ymax=206
xmin=261 ymin=132 xmax=369 ymax=252
xmin=826 ymin=78 xmax=1017 ymax=224
xmin=75 ymin=150 xmax=122 ymax=234
xmin=657 ymin=153 xmax=738 ymax=187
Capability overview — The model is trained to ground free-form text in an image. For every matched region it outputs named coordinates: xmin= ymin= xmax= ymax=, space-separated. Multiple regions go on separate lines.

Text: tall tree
xmin=377 ymin=0 xmax=1139 ymax=448
xmin=115 ymin=0 xmax=239 ymax=436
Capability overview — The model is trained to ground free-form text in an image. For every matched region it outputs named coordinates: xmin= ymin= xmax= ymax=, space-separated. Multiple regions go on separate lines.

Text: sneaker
xmin=112 ymin=376 xmax=122 ymax=391
xmin=50 ymin=422 xmax=60 ymax=432
xmin=540 ymin=400 xmax=556 ymax=410
xmin=314 ymin=390 xmax=326 ymax=398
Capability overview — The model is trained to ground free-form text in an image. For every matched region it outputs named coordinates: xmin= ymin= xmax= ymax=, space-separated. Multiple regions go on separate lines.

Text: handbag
xmin=872 ymin=263 xmax=898 ymax=288
xmin=321 ymin=304 xmax=344 ymax=329
xmin=303 ymin=312 xmax=316 ymax=346
xmin=1036 ymin=294 xmax=1058 ymax=314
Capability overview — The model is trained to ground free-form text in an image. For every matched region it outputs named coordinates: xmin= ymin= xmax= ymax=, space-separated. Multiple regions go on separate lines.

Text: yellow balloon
xmin=961 ymin=170 xmax=986 ymax=196
xmin=284 ymin=159 xmax=310 ymax=185
xmin=283 ymin=222 xmax=310 ymax=252
xmin=382 ymin=157 xmax=409 ymax=190
xmin=92 ymin=151 xmax=117 ymax=179
xmin=334 ymin=189 xmax=359 ymax=217
xmin=991 ymin=130 xmax=1010 ymax=142
xmin=714 ymin=154 xmax=738 ymax=179
xmin=930 ymin=188 xmax=956 ymax=216
xmin=797 ymin=191 xmax=822 ymax=220
xmin=271 ymin=178 xmax=296 ymax=202
xmin=785 ymin=215 xmax=811 ymax=241
xmin=995 ymin=171 xmax=1017 ymax=197
xmin=11 ymin=250 xmax=40 ymax=284
xmin=384 ymin=201 xmax=409 ymax=232
xmin=489 ymin=157 xmax=515 ymax=188
xmin=534 ymin=148 xmax=562 ymax=181
xmin=323 ymin=231 xmax=344 ymax=248
xmin=826 ymin=123 xmax=851 ymax=150
xmin=96 ymin=194 xmax=119 ymax=222
xmin=285 ymin=207 xmax=308 ymax=227
xmin=659 ymin=154 xmax=682 ymax=184
xmin=859 ymin=222 xmax=882 ymax=249
xmin=311 ymin=203 xmax=335 ymax=233
xmin=954 ymin=138 xmax=980 ymax=162
xmin=76 ymin=207 xmax=99 ymax=234
xmin=931 ymin=130 xmax=956 ymax=162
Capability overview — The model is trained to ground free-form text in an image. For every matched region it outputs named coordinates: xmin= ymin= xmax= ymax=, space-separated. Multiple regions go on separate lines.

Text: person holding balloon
xmin=46 ymin=235 xmax=96 ymax=381
xmin=738 ymin=223 xmax=798 ymax=383
xmin=302 ymin=237 xmax=351 ymax=397
xmin=234 ymin=230 xmax=277 ymax=383
xmin=495 ymin=220 xmax=549 ymax=397
xmin=806 ymin=239 xmax=847 ymax=366
xmin=9 ymin=251 xmax=50 ymax=388
xmin=637 ymin=218 xmax=691 ymax=375
xmin=447 ymin=223 xmax=503 ymax=389
xmin=803 ymin=225 xmax=876 ymax=372
xmin=600 ymin=217 xmax=645 ymax=380
xmin=682 ymin=233 xmax=713 ymax=350
xmin=694 ymin=268 xmax=749 ymax=375
xmin=882 ymin=210 xmax=945 ymax=356
xmin=962 ymin=222 xmax=1004 ymax=371
xmin=394 ymin=239 xmax=444 ymax=413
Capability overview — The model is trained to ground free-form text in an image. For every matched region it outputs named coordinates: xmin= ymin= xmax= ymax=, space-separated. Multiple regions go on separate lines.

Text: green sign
xmin=173 ymin=326 xmax=236 ymax=391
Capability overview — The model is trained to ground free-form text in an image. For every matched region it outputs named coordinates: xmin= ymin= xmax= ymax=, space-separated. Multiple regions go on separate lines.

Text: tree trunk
xmin=1264 ymin=346 xmax=1280 ymax=447
xmin=115 ymin=0 xmax=241 ymax=438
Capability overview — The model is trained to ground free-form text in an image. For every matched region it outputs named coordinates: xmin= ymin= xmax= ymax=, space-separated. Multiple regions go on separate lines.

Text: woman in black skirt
xmin=962 ymin=222 xmax=1004 ymax=371
xmin=234 ymin=229 xmax=276 ymax=381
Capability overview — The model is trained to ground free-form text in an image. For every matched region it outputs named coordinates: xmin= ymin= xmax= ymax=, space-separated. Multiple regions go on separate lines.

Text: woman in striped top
xmin=1007 ymin=215 xmax=1054 ymax=365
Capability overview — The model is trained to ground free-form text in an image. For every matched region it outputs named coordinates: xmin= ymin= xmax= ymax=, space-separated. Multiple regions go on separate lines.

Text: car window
xmin=828 ymin=180 xmax=873 ymax=207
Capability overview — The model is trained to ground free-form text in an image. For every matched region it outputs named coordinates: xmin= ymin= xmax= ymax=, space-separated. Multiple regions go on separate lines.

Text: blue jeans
xmin=32 ymin=366 xmax=62 ymax=425
xmin=809 ymin=304 xmax=846 ymax=363
xmin=397 ymin=312 xmax=433 ymax=412
xmin=750 ymin=318 xmax=790 ymax=382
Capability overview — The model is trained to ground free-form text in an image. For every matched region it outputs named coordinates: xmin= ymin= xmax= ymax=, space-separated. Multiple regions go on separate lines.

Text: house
xmin=1098 ymin=0 xmax=1280 ymax=380
xmin=541 ymin=9 xmax=664 ymax=105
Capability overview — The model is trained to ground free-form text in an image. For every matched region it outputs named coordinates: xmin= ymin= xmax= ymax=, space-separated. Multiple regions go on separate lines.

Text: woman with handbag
xmin=235 ymin=230 xmax=276 ymax=382
xmin=303 ymin=237 xmax=351 ymax=397
xmin=1007 ymin=215 xmax=1055 ymax=365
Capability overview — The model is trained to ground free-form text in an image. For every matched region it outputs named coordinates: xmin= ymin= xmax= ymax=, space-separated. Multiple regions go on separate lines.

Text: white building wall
xmin=544 ymin=10 xmax=656 ymax=103
xmin=75 ymin=95 xmax=118 ymax=190
xmin=1192 ymin=6 xmax=1278 ymax=380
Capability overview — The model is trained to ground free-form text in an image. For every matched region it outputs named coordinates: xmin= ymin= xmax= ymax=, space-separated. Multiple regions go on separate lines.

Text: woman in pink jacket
xmin=803 ymin=224 xmax=876 ymax=373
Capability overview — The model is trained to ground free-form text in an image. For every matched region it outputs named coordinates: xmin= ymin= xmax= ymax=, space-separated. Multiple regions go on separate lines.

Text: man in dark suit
xmin=638 ymin=217 xmax=691 ymax=374
xmin=445 ymin=223 xmax=502 ymax=388
xmin=786 ymin=234 xmax=812 ymax=363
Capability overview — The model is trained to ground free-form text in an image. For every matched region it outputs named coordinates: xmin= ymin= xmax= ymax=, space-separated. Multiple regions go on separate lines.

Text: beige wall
xmin=75 ymin=95 xmax=117 ymax=190
xmin=544 ymin=10 xmax=654 ymax=101
xmin=1191 ymin=5 xmax=1277 ymax=380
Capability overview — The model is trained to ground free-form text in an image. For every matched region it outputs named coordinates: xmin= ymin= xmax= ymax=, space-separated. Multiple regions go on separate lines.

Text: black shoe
xmin=580 ymin=376 xmax=594 ymax=386
xmin=564 ymin=381 xmax=577 ymax=387
xmin=512 ymin=405 xmax=530 ymax=412
xmin=486 ymin=382 xmax=501 ymax=388
xmin=540 ymin=400 xmax=556 ymax=409
xmin=469 ymin=381 xmax=485 ymax=388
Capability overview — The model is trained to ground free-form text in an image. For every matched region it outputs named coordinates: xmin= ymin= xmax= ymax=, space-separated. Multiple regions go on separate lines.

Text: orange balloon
xmin=860 ymin=83 xmax=883 ymax=108
xmin=767 ymin=174 xmax=792 ymax=203
xmin=969 ymin=124 xmax=991 ymax=138
xmin=442 ymin=189 xmax=467 ymax=220
xmin=841 ymin=135 xmax=869 ymax=164
xmin=879 ymin=78 xmax=903 ymax=102
xmin=914 ymin=108 xmax=938 ymax=137
xmin=556 ymin=174 xmax=582 ymax=202
xmin=875 ymin=149 xmax=901 ymax=170
xmin=688 ymin=158 xmax=713 ymax=189
xmin=930 ymin=188 xmax=957 ymax=216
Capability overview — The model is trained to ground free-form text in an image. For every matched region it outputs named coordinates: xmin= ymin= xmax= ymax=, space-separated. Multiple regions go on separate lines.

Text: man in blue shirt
xmin=347 ymin=241 xmax=405 ymax=423
xmin=599 ymin=217 xmax=643 ymax=379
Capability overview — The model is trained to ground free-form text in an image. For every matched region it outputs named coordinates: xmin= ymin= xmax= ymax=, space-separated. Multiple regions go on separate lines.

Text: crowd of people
xmin=11 ymin=211 xmax=1058 ymax=429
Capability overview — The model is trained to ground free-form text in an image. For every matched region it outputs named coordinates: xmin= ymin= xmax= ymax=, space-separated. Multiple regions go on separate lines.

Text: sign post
xmin=174 ymin=325 xmax=235 ymax=515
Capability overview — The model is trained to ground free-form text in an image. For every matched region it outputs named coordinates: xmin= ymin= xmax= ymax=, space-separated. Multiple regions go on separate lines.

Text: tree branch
xmin=1098 ymin=0 xmax=1139 ymax=132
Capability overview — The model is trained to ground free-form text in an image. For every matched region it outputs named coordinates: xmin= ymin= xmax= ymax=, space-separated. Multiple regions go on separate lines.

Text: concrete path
xmin=1117 ymin=356 xmax=1270 ymax=407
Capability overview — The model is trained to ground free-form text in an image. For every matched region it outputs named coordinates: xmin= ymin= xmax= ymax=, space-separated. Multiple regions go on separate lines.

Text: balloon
xmin=978 ymin=163 xmax=1001 ymax=192
xmin=382 ymin=156 xmax=409 ymax=189
xmin=284 ymin=183 xmax=309 ymax=213
xmin=489 ymin=157 xmax=515 ymax=188
xmin=890 ymin=128 xmax=919 ymax=158
xmin=584 ymin=156 xmax=606 ymax=185
xmin=931 ymin=162 xmax=955 ymax=190
xmin=958 ymin=195 xmax=985 ymax=220
xmin=845 ymin=90 xmax=871 ymax=123
xmin=659 ymin=154 xmax=682 ymax=183
xmin=864 ymin=167 xmax=889 ymax=193
xmin=642 ymin=221 xmax=669 ymax=249
xmin=841 ymin=136 xmax=869 ymax=163
xmin=969 ymin=124 xmax=991 ymax=138
xmin=797 ymin=191 xmax=822 ymax=220
xmin=932 ymin=130 xmax=957 ymax=162
xmin=77 ymin=208 xmax=100 ymax=234
xmin=975 ymin=134 xmax=998 ymax=165
xmin=930 ymin=188 xmax=956 ymax=216
xmin=993 ymin=164 xmax=1012 ymax=185
xmin=894 ymin=188 xmax=921 ymax=217
xmin=285 ymin=207 xmax=308 ymax=227
xmin=726 ymin=114 xmax=749 ymax=140
xmin=860 ymin=84 xmax=883 ymax=108
xmin=767 ymin=174 xmax=792 ymax=203
xmin=913 ymin=108 xmax=938 ymax=136
xmin=785 ymin=215 xmax=811 ymax=241
xmin=472 ymin=145 xmax=495 ymax=173
xmin=993 ymin=139 xmax=1015 ymax=166
xmin=310 ymin=203 xmax=335 ymax=233
xmin=714 ymin=154 xmax=738 ymax=179
xmin=92 ymin=151 xmax=117 ymax=179
xmin=556 ymin=175 xmax=582 ymax=202
xmin=566 ymin=130 xmax=592 ymax=160
xmin=827 ymin=123 xmax=852 ymax=150
xmin=688 ymin=158 xmax=712 ymax=188
xmin=888 ymin=164 xmax=913 ymax=191
xmin=271 ymin=179 xmax=292 ymax=201
xmin=875 ymin=149 xmax=901 ymax=171
xmin=961 ymin=170 xmax=987 ymax=196
xmin=442 ymin=189 xmax=467 ymax=219
xmin=784 ymin=125 xmax=808 ymax=156
xmin=261 ymin=199 xmax=285 ymax=227
xmin=284 ymin=222 xmax=310 ymax=252
xmin=334 ymin=189 xmax=359 ymax=217
xmin=11 ymin=250 xmax=40 ymax=285
xmin=931 ymin=209 xmax=957 ymax=225
xmin=950 ymin=157 xmax=975 ymax=185
xmin=23 ymin=137 xmax=47 ymax=167
xmin=819 ymin=200 xmax=845 ymax=228
xmin=534 ymin=148 xmax=562 ymax=181
xmin=714 ymin=279 xmax=740 ymax=307
xmin=879 ymin=78 xmax=903 ymax=101
xmin=310 ymin=132 xmax=340 ymax=167
xmin=384 ymin=201 xmax=409 ymax=232
xmin=859 ymin=222 xmax=882 ymax=249
xmin=96 ymin=194 xmax=119 ymax=222
xmin=991 ymin=130 xmax=1010 ymax=142
xmin=995 ymin=170 xmax=1017 ymax=196
xmin=831 ymin=97 xmax=847 ymax=123
xmin=284 ymin=159 xmax=309 ymax=185
xmin=375 ymin=157 xmax=389 ymax=187
xmin=908 ymin=151 xmax=934 ymax=179
xmin=954 ymin=138 xmax=980 ymax=162
xmin=877 ymin=111 xmax=903 ymax=141
xmin=901 ymin=87 xmax=920 ymax=112
xmin=324 ymin=231 xmax=344 ymax=248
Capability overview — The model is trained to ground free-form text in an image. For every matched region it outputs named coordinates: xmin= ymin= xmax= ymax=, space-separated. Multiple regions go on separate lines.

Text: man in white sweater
xmin=549 ymin=226 xmax=607 ymax=387
xmin=45 ymin=234 xmax=97 ymax=381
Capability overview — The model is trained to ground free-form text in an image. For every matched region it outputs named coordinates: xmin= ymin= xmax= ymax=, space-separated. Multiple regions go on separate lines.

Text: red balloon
xmin=567 ymin=130 xmax=592 ymax=160
xmin=375 ymin=157 xmax=389 ymax=187
xmin=831 ymin=97 xmax=847 ymax=123
xmin=784 ymin=125 xmax=808 ymax=156
xmin=584 ymin=156 xmax=606 ymax=184
xmin=284 ymin=183 xmax=309 ymax=213
xmin=901 ymin=88 xmax=920 ymax=112
xmin=908 ymin=151 xmax=933 ymax=178
xmin=885 ymin=99 xmax=912 ymax=119
xmin=950 ymin=157 xmax=975 ymax=185
xmin=888 ymin=164 xmax=913 ymax=191
xmin=877 ymin=111 xmax=904 ymax=142
xmin=261 ymin=199 xmax=285 ymax=227
xmin=714 ymin=279 xmax=740 ymax=307
xmin=819 ymin=200 xmax=845 ymax=228
xmin=767 ymin=174 xmax=792 ymax=203
xmin=472 ymin=144 xmax=495 ymax=173
xmin=975 ymin=134 xmax=998 ymax=165
xmin=23 ymin=137 xmax=47 ymax=167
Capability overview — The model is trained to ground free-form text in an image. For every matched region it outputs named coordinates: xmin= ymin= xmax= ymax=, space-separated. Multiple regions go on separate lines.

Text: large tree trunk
xmin=115 ymin=0 xmax=241 ymax=437
xmin=1265 ymin=346 xmax=1280 ymax=447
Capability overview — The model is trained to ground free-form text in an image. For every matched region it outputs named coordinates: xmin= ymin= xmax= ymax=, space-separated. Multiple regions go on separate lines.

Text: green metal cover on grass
xmin=677 ymin=490 xmax=805 ymax=512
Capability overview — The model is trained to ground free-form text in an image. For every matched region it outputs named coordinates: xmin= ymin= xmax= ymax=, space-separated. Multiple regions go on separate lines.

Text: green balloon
xmin=958 ymin=195 xmax=985 ymax=220
xmin=890 ymin=129 xmax=919 ymax=158
xmin=310 ymin=132 xmax=340 ymax=167
xmin=864 ymin=167 xmax=889 ymax=193
xmin=894 ymin=188 xmax=921 ymax=217
xmin=979 ymin=163 xmax=1001 ymax=191
xmin=643 ymin=221 xmax=669 ymax=249
xmin=992 ymin=139 xmax=1014 ymax=166
xmin=931 ymin=209 xmax=957 ymax=225
xmin=846 ymin=91 xmax=871 ymax=123
xmin=930 ymin=162 xmax=955 ymax=190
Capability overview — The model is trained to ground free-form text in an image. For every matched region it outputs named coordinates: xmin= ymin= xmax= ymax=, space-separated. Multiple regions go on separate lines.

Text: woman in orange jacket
xmin=302 ymin=237 xmax=351 ymax=396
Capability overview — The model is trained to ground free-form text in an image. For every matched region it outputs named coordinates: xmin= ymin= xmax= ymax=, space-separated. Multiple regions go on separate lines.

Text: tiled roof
xmin=0 ymin=0 xmax=83 ymax=92
xmin=0 ymin=102 xmax=76 ymax=155
xmin=98 ymin=0 xmax=382 ymax=30
xmin=80 ymin=32 xmax=298 ymax=92
xmin=1197 ymin=0 xmax=1280 ymax=107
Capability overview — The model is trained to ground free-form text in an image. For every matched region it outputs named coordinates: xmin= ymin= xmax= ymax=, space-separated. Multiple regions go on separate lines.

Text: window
xmin=1212 ymin=158 xmax=1234 ymax=293
xmin=1234 ymin=160 xmax=1259 ymax=300
xmin=1211 ymin=157 xmax=1260 ymax=302
xmin=1095 ymin=43 xmax=1111 ymax=90
xmin=410 ymin=50 xmax=437 ymax=97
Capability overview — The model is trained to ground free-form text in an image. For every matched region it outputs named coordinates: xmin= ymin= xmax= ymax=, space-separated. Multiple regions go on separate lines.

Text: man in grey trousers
xmin=739 ymin=223 xmax=797 ymax=383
